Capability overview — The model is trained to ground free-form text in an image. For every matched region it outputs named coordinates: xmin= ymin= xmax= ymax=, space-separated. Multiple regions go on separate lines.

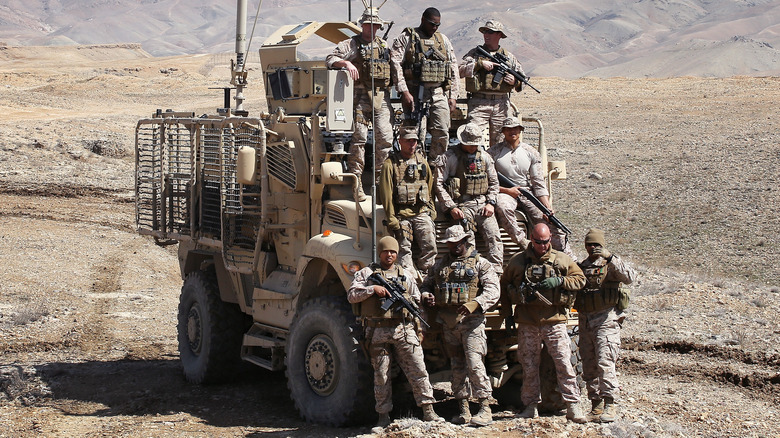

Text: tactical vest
xmin=465 ymin=46 xmax=515 ymax=94
xmin=391 ymin=151 xmax=430 ymax=206
xmin=354 ymin=36 xmax=391 ymax=88
xmin=433 ymin=250 xmax=481 ymax=305
xmin=453 ymin=148 xmax=489 ymax=198
xmin=402 ymin=27 xmax=451 ymax=86
xmin=359 ymin=264 xmax=413 ymax=318
xmin=509 ymin=251 xmax=575 ymax=308
xmin=575 ymin=261 xmax=622 ymax=313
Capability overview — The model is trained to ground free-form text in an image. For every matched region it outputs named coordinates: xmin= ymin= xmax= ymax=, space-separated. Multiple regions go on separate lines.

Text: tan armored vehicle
xmin=135 ymin=0 xmax=575 ymax=426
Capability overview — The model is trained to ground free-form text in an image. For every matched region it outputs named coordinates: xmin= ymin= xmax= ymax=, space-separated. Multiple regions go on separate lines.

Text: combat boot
xmin=421 ymin=403 xmax=444 ymax=422
xmin=566 ymin=402 xmax=587 ymax=424
xmin=518 ymin=402 xmax=538 ymax=419
xmin=451 ymin=398 xmax=471 ymax=424
xmin=469 ymin=398 xmax=493 ymax=426
xmin=375 ymin=412 xmax=391 ymax=428
xmin=599 ymin=397 xmax=617 ymax=423
xmin=589 ymin=398 xmax=604 ymax=416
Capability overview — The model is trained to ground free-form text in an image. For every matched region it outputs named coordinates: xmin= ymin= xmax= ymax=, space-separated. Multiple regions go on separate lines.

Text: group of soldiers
xmin=335 ymin=6 xmax=637 ymax=431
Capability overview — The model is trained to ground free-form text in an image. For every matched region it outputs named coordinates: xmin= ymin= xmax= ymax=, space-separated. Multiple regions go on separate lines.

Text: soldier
xmin=420 ymin=224 xmax=500 ymax=426
xmin=389 ymin=7 xmax=460 ymax=160
xmin=378 ymin=124 xmax=437 ymax=278
xmin=347 ymin=236 xmax=444 ymax=428
xmin=459 ymin=20 xmax=525 ymax=147
xmin=435 ymin=121 xmax=504 ymax=273
xmin=500 ymin=223 xmax=587 ymax=423
xmin=575 ymin=229 xmax=636 ymax=423
xmin=488 ymin=116 xmax=576 ymax=260
xmin=326 ymin=7 xmax=394 ymax=200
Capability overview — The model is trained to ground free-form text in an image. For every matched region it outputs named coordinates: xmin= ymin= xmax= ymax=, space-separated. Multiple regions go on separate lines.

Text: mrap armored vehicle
xmin=135 ymin=0 xmax=575 ymax=426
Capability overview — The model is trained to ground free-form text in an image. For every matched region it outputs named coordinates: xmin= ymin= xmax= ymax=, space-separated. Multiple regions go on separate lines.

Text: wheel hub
xmin=304 ymin=334 xmax=338 ymax=396
xmin=187 ymin=306 xmax=203 ymax=354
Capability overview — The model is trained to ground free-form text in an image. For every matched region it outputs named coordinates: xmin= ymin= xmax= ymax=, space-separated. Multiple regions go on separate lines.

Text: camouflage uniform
xmin=390 ymin=27 xmax=460 ymax=159
xmin=500 ymin=246 xmax=585 ymax=407
xmin=348 ymin=263 xmax=436 ymax=415
xmin=421 ymin=246 xmax=500 ymax=401
xmin=326 ymin=34 xmax=394 ymax=181
xmin=576 ymin=234 xmax=636 ymax=407
xmin=378 ymin=145 xmax=437 ymax=277
xmin=435 ymin=143 xmax=504 ymax=273
xmin=488 ymin=139 xmax=576 ymax=259
xmin=459 ymin=48 xmax=523 ymax=147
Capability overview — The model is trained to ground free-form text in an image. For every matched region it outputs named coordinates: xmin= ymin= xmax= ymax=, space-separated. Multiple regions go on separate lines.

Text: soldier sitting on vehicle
xmin=348 ymin=236 xmax=444 ymax=429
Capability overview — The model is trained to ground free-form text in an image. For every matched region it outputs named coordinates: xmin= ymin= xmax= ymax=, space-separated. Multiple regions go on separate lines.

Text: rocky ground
xmin=0 ymin=46 xmax=778 ymax=437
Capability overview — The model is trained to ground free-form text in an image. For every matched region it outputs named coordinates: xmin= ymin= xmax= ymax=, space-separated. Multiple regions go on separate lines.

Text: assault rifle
xmin=520 ymin=281 xmax=553 ymax=306
xmin=475 ymin=46 xmax=540 ymax=94
xmin=368 ymin=272 xmax=430 ymax=328
xmin=497 ymin=171 xmax=572 ymax=235
xmin=409 ymin=83 xmax=430 ymax=124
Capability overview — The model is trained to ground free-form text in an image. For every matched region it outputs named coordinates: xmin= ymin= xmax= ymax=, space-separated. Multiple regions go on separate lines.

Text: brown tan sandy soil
xmin=1 ymin=46 xmax=778 ymax=437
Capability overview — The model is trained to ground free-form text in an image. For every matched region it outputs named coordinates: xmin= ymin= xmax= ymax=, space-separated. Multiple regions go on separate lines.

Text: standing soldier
xmin=576 ymin=229 xmax=636 ymax=423
xmin=348 ymin=236 xmax=444 ymax=428
xmin=421 ymin=224 xmax=500 ymax=426
xmin=389 ymin=7 xmax=460 ymax=160
xmin=378 ymin=124 xmax=437 ymax=279
xmin=500 ymin=223 xmax=587 ymax=423
xmin=459 ymin=20 xmax=525 ymax=147
xmin=435 ymin=121 xmax=504 ymax=274
xmin=488 ymin=116 xmax=576 ymax=259
xmin=326 ymin=7 xmax=394 ymax=200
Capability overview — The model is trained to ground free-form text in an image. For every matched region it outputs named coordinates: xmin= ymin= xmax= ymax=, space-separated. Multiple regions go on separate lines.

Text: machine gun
xmin=475 ymin=46 xmax=540 ymax=94
xmin=368 ymin=272 xmax=430 ymax=328
xmin=497 ymin=171 xmax=572 ymax=235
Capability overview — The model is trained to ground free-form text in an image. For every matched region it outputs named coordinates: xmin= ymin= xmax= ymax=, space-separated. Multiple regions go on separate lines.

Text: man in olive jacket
xmin=500 ymin=223 xmax=586 ymax=423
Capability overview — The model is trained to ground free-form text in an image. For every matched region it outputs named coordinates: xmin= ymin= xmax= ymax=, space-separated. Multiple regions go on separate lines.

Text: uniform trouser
xmin=467 ymin=95 xmax=511 ymax=147
xmin=578 ymin=307 xmax=621 ymax=401
xmin=397 ymin=214 xmax=437 ymax=279
xmin=495 ymin=192 xmax=576 ymax=261
xmin=369 ymin=322 xmax=436 ymax=414
xmin=458 ymin=199 xmax=504 ymax=273
xmin=441 ymin=313 xmax=492 ymax=400
xmin=406 ymin=86 xmax=450 ymax=160
xmin=517 ymin=322 xmax=581 ymax=406
xmin=348 ymin=88 xmax=394 ymax=182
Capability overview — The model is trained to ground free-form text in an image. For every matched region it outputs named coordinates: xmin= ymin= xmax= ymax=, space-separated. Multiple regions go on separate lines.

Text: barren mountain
xmin=1 ymin=0 xmax=780 ymax=77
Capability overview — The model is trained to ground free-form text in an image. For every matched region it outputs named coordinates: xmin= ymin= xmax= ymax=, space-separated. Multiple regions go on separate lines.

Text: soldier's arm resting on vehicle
xmin=330 ymin=59 xmax=359 ymax=81
xmin=326 ymin=40 xmax=360 ymax=80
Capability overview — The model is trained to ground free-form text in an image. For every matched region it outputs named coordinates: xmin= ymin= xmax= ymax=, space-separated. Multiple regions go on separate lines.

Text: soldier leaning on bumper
xmin=347 ymin=236 xmax=444 ymax=428
xmin=326 ymin=8 xmax=394 ymax=200
xmin=459 ymin=20 xmax=525 ymax=147
xmin=420 ymin=224 xmax=500 ymax=426
xmin=576 ymin=228 xmax=636 ymax=423
xmin=378 ymin=124 xmax=437 ymax=279
xmin=389 ymin=7 xmax=460 ymax=160
xmin=500 ymin=223 xmax=587 ymax=423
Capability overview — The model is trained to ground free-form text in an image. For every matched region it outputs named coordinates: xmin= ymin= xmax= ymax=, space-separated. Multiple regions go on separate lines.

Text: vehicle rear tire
xmin=285 ymin=296 xmax=374 ymax=426
xmin=177 ymin=270 xmax=245 ymax=384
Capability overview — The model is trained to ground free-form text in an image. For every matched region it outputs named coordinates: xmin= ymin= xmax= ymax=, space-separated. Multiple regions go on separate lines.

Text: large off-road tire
xmin=285 ymin=296 xmax=374 ymax=426
xmin=177 ymin=270 xmax=245 ymax=384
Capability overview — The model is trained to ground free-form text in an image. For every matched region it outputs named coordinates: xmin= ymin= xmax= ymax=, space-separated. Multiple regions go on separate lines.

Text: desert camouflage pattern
xmin=397 ymin=214 xmax=437 ymax=278
xmin=517 ymin=322 xmax=581 ymax=406
xmin=579 ymin=307 xmax=621 ymax=402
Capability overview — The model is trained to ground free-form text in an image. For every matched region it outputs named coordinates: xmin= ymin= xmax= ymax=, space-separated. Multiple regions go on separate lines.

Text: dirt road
xmin=1 ymin=47 xmax=778 ymax=437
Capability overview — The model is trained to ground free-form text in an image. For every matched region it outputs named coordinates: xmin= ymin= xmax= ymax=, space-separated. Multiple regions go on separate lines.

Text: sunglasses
xmin=533 ymin=238 xmax=551 ymax=245
xmin=425 ymin=18 xmax=441 ymax=27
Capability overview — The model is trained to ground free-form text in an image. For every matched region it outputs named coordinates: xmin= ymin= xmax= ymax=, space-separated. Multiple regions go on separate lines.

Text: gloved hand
xmin=421 ymin=292 xmax=436 ymax=307
xmin=539 ymin=276 xmax=563 ymax=289
xmin=592 ymin=246 xmax=612 ymax=260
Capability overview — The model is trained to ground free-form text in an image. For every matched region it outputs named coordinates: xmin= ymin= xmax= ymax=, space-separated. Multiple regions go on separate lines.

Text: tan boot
xmin=451 ymin=398 xmax=471 ymax=424
xmin=375 ymin=412 xmax=391 ymax=428
xmin=566 ymin=402 xmax=587 ymax=424
xmin=599 ymin=397 xmax=617 ymax=423
xmin=469 ymin=398 xmax=493 ymax=426
xmin=590 ymin=398 xmax=604 ymax=416
xmin=421 ymin=403 xmax=444 ymax=422
xmin=519 ymin=402 xmax=538 ymax=419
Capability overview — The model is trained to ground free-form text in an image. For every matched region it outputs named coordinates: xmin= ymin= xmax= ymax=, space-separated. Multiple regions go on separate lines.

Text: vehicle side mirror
xmin=548 ymin=160 xmax=567 ymax=180
xmin=321 ymin=161 xmax=350 ymax=185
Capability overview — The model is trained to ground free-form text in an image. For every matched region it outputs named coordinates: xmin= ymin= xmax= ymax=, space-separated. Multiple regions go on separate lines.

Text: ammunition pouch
xmin=445 ymin=177 xmax=461 ymax=200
